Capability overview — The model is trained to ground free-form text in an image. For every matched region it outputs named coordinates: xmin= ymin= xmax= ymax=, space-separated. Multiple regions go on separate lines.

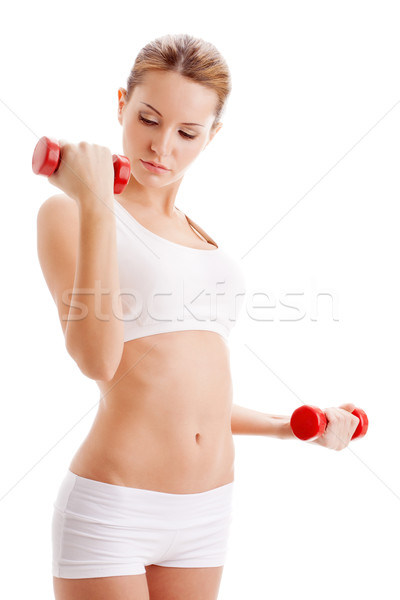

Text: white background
xmin=1 ymin=1 xmax=399 ymax=598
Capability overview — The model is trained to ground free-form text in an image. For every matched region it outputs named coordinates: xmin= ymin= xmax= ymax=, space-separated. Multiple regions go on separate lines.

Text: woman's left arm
xmin=230 ymin=404 xmax=294 ymax=439
xmin=230 ymin=402 xmax=360 ymax=450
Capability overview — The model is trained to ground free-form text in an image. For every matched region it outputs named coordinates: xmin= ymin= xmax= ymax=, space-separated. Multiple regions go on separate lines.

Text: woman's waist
xmin=91 ymin=408 xmax=233 ymax=457
xmin=99 ymin=368 xmax=233 ymax=426
xmin=70 ymin=420 xmax=235 ymax=492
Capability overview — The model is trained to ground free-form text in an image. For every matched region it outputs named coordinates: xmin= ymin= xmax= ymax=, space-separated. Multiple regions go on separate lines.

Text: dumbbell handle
xmin=290 ymin=405 xmax=369 ymax=442
xmin=32 ymin=136 xmax=131 ymax=195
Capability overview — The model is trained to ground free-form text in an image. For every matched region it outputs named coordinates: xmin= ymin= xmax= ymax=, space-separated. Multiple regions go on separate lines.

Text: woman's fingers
xmin=315 ymin=406 xmax=360 ymax=450
xmin=337 ymin=402 xmax=357 ymax=413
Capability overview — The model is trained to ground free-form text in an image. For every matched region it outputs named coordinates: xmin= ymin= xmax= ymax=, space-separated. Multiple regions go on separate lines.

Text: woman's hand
xmin=47 ymin=140 xmax=115 ymax=210
xmin=309 ymin=403 xmax=361 ymax=450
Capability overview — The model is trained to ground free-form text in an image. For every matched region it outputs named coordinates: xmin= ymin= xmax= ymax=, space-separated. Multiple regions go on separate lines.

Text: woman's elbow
xmin=65 ymin=339 xmax=121 ymax=382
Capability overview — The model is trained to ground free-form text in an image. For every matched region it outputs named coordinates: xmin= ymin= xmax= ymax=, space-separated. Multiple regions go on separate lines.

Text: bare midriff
xmin=68 ymin=330 xmax=235 ymax=494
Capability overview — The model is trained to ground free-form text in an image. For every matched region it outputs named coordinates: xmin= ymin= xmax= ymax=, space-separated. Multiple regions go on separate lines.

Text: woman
xmin=37 ymin=33 xmax=360 ymax=600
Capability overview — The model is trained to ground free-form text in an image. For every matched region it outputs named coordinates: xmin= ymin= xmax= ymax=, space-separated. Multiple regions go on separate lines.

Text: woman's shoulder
xmin=37 ymin=192 xmax=77 ymax=222
xmin=37 ymin=193 xmax=79 ymax=265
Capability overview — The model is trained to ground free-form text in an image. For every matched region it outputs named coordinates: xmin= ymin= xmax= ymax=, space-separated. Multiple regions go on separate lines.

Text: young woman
xmin=37 ymin=33 xmax=360 ymax=600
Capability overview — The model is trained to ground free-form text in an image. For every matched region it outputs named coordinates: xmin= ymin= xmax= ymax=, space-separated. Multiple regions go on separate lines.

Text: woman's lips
xmin=140 ymin=160 xmax=170 ymax=173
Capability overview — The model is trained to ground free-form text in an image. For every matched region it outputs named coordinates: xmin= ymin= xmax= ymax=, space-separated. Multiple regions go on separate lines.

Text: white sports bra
xmin=113 ymin=198 xmax=247 ymax=342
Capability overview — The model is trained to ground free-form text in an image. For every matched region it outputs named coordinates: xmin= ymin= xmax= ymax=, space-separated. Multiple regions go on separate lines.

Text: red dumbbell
xmin=32 ymin=136 xmax=131 ymax=195
xmin=290 ymin=405 xmax=369 ymax=442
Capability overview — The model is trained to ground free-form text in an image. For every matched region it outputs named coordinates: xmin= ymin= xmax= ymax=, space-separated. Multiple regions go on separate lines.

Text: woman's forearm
xmin=64 ymin=198 xmax=124 ymax=380
xmin=230 ymin=403 xmax=295 ymax=439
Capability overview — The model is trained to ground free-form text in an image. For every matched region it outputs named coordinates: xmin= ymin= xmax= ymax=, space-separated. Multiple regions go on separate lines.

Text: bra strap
xmin=177 ymin=208 xmax=219 ymax=248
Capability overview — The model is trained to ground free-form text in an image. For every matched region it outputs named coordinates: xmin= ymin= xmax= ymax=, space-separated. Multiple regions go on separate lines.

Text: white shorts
xmin=52 ymin=469 xmax=234 ymax=579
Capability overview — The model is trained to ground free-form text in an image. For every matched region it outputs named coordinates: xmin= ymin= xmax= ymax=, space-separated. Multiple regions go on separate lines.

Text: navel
xmin=195 ymin=433 xmax=201 ymax=444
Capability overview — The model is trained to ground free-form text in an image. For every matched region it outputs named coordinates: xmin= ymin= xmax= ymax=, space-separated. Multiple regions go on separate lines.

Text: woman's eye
xmin=139 ymin=115 xmax=196 ymax=140
xmin=180 ymin=131 xmax=196 ymax=140
xmin=139 ymin=116 xmax=157 ymax=126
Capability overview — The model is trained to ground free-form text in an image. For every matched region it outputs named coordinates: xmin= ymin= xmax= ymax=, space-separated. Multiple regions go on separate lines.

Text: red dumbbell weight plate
xmin=113 ymin=155 xmax=131 ymax=194
xmin=290 ymin=405 xmax=327 ymax=441
xmin=351 ymin=408 xmax=369 ymax=440
xmin=32 ymin=136 xmax=60 ymax=176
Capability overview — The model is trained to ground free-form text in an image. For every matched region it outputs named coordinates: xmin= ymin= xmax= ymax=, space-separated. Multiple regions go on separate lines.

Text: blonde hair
xmin=125 ymin=33 xmax=232 ymax=129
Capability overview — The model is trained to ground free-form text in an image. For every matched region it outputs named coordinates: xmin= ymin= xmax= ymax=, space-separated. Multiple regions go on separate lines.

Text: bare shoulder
xmin=36 ymin=192 xmax=79 ymax=253
xmin=37 ymin=192 xmax=78 ymax=223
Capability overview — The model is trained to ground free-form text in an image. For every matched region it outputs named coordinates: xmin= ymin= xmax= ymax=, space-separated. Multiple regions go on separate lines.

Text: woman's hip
xmin=52 ymin=468 xmax=234 ymax=530
xmin=51 ymin=469 xmax=235 ymax=578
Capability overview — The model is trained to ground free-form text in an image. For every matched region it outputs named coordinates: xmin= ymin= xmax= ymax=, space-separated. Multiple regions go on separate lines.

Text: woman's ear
xmin=118 ymin=88 xmax=128 ymax=124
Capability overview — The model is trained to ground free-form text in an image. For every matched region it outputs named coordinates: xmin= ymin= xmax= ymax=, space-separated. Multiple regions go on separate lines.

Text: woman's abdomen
xmin=70 ymin=332 xmax=235 ymax=493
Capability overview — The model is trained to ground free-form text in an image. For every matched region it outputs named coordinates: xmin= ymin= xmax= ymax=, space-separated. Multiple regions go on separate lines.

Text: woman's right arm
xmin=36 ymin=142 xmax=125 ymax=381
xmin=37 ymin=193 xmax=124 ymax=381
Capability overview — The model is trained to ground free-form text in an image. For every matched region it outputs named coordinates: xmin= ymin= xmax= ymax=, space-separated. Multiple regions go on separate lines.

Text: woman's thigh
xmin=145 ymin=565 xmax=224 ymax=600
xmin=53 ymin=573 xmax=150 ymax=600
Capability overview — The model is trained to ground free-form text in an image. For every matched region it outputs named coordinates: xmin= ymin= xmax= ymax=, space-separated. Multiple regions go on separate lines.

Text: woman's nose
xmin=150 ymin=128 xmax=174 ymax=158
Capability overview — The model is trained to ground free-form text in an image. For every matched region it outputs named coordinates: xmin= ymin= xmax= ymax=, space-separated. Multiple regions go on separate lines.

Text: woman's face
xmin=117 ymin=70 xmax=222 ymax=187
